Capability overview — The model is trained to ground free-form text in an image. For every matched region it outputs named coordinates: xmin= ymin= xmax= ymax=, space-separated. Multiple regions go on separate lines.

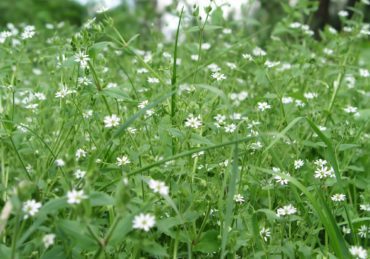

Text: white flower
xmin=331 ymin=193 xmax=346 ymax=202
xmin=43 ymin=234 xmax=56 ymax=249
xmin=304 ymin=92 xmax=318 ymax=99
xmin=104 ymin=114 xmax=120 ymax=128
xmin=290 ymin=22 xmax=302 ymax=29
xmin=74 ymin=169 xmax=86 ymax=179
xmin=116 ymin=155 xmax=131 ymax=166
xmin=276 ymin=204 xmax=297 ymax=217
xmin=211 ymin=72 xmax=226 ymax=81
xmin=257 ymin=102 xmax=271 ymax=111
xmin=132 ymin=213 xmax=156 ymax=232
xmin=147 ymin=77 xmax=159 ymax=84
xmin=148 ymin=179 xmax=169 ymax=196
xmin=191 ymin=54 xmax=199 ymax=61
xmin=323 ymin=48 xmax=334 ymax=55
xmin=74 ymin=51 xmax=90 ymax=68
xmin=345 ymin=75 xmax=356 ymax=88
xmin=233 ymin=194 xmax=245 ymax=204
xmin=55 ymin=159 xmax=65 ymax=167
xmin=274 ymin=173 xmax=290 ymax=185
xmin=22 ymin=199 xmax=42 ymax=219
xmin=83 ymin=110 xmax=93 ymax=119
xmin=21 ymin=25 xmax=36 ymax=39
xmin=185 ymin=114 xmax=202 ymax=129
xmin=259 ymin=227 xmax=271 ymax=242
xmin=338 ymin=10 xmax=349 ymax=17
xmin=282 ymin=97 xmax=293 ymax=104
xmin=358 ymin=225 xmax=368 ymax=238
xmin=264 ymin=60 xmax=280 ymax=68
xmin=314 ymin=159 xmax=327 ymax=167
xmin=201 ymin=43 xmax=211 ymax=50
xmin=242 ymin=53 xmax=253 ymax=61
xmin=342 ymin=226 xmax=351 ymax=234
xmin=214 ymin=114 xmax=226 ymax=125
xmin=350 ymin=246 xmax=367 ymax=259
xmin=252 ymin=47 xmax=267 ymax=57
xmin=294 ymin=159 xmax=304 ymax=169
xmin=138 ymin=100 xmax=148 ymax=109
xmin=359 ymin=68 xmax=370 ymax=78
xmin=78 ymin=76 xmax=91 ymax=86
xmin=67 ymin=189 xmax=87 ymax=204
xmin=224 ymin=124 xmax=237 ymax=133
xmin=343 ymin=105 xmax=358 ymax=114
xmin=55 ymin=86 xmax=73 ymax=99
xmin=360 ymin=204 xmax=370 ymax=212
xmin=314 ymin=165 xmax=335 ymax=179
xmin=75 ymin=148 xmax=87 ymax=160
xmin=207 ymin=63 xmax=221 ymax=72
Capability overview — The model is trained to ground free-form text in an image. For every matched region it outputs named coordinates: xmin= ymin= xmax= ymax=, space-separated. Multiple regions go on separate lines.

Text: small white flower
xmin=132 ymin=213 xmax=156 ymax=232
xmin=148 ymin=179 xmax=169 ymax=196
xmin=74 ymin=169 xmax=86 ymax=179
xmin=274 ymin=173 xmax=290 ymax=185
xmin=43 ymin=234 xmax=56 ymax=249
xmin=83 ymin=110 xmax=93 ymax=119
xmin=257 ymin=102 xmax=271 ymax=111
xmin=276 ymin=204 xmax=297 ymax=217
xmin=342 ymin=226 xmax=351 ymax=234
xmin=259 ymin=227 xmax=271 ymax=242
xmin=78 ymin=76 xmax=91 ymax=86
xmin=304 ymin=92 xmax=318 ymax=99
xmin=75 ymin=148 xmax=87 ymax=160
xmin=290 ymin=22 xmax=302 ymax=29
xmin=201 ymin=43 xmax=211 ymax=50
xmin=207 ymin=63 xmax=221 ymax=72
xmin=360 ymin=204 xmax=370 ymax=212
xmin=294 ymin=159 xmax=304 ymax=169
xmin=338 ymin=10 xmax=349 ymax=17
xmin=116 ymin=155 xmax=131 ymax=166
xmin=55 ymin=159 xmax=65 ymax=167
xmin=314 ymin=166 xmax=335 ymax=179
xmin=323 ymin=48 xmax=334 ymax=55
xmin=343 ymin=105 xmax=358 ymax=114
xmin=345 ymin=75 xmax=356 ymax=88
xmin=104 ymin=114 xmax=120 ymax=128
xmin=233 ymin=194 xmax=245 ymax=204
xmin=191 ymin=54 xmax=199 ymax=61
xmin=185 ymin=114 xmax=202 ymax=129
xmin=358 ymin=225 xmax=368 ymax=238
xmin=147 ymin=77 xmax=159 ymax=84
xmin=74 ymin=51 xmax=90 ymax=68
xmin=359 ymin=68 xmax=369 ymax=78
xmin=242 ymin=53 xmax=253 ymax=61
xmin=264 ymin=60 xmax=280 ymax=68
xmin=282 ymin=97 xmax=293 ymax=104
xmin=211 ymin=72 xmax=227 ymax=81
xmin=350 ymin=245 xmax=367 ymax=259
xmin=224 ymin=123 xmax=237 ymax=133
xmin=22 ymin=199 xmax=42 ymax=219
xmin=252 ymin=47 xmax=267 ymax=57
xmin=314 ymin=159 xmax=327 ymax=167
xmin=67 ymin=189 xmax=87 ymax=204
xmin=331 ymin=193 xmax=346 ymax=202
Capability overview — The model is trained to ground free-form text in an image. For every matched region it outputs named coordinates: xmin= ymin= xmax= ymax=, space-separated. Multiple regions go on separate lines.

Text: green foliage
xmin=0 ymin=0 xmax=369 ymax=258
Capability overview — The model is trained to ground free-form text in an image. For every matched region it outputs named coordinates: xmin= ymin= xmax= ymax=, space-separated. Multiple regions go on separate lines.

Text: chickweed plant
xmin=0 ymin=1 xmax=369 ymax=258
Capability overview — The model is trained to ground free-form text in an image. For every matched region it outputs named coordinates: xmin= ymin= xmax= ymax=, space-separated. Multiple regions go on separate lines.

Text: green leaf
xmin=89 ymin=192 xmax=114 ymax=206
xmin=193 ymin=230 xmax=220 ymax=253
xmin=142 ymin=240 xmax=168 ymax=257
xmin=57 ymin=220 xmax=98 ymax=251
xmin=186 ymin=25 xmax=223 ymax=33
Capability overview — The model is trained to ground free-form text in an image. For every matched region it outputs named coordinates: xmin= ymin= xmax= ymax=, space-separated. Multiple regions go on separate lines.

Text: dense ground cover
xmin=0 ymin=1 xmax=369 ymax=258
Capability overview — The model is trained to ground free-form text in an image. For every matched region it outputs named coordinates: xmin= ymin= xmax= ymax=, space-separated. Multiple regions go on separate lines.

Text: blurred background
xmin=0 ymin=0 xmax=369 ymax=40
